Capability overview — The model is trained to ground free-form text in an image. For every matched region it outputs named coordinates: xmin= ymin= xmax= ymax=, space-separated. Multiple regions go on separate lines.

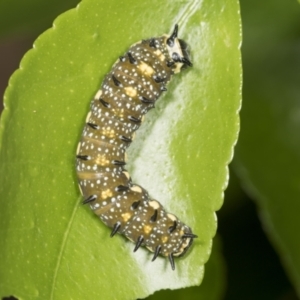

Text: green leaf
xmin=0 ymin=0 xmax=241 ymax=299
xmin=235 ymin=0 xmax=300 ymax=295
xmin=0 ymin=0 xmax=79 ymax=38
xmin=146 ymin=236 xmax=226 ymax=300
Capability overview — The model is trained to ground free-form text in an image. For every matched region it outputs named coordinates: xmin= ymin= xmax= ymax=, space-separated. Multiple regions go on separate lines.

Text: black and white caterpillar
xmin=76 ymin=25 xmax=197 ymax=270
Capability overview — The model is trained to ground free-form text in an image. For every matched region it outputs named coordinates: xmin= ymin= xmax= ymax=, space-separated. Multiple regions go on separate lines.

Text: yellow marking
xmin=76 ymin=142 xmax=81 ymax=155
xmin=112 ymin=108 xmax=124 ymax=119
xmin=137 ymin=61 xmax=155 ymax=76
xmin=124 ymin=86 xmax=137 ymax=98
xmin=123 ymin=171 xmax=130 ymax=179
xmin=154 ymin=49 xmax=165 ymax=62
xmin=94 ymin=89 xmax=102 ymax=100
xmin=101 ymin=189 xmax=113 ymax=199
xmin=121 ymin=212 xmax=132 ymax=222
xmin=161 ymin=236 xmax=168 ymax=243
xmin=130 ymin=132 xmax=136 ymax=141
xmin=95 ymin=154 xmax=109 ymax=166
xmin=144 ymin=225 xmax=152 ymax=235
xmin=77 ymin=171 xmax=103 ymax=179
xmin=173 ymin=62 xmax=183 ymax=74
xmin=103 ymin=127 xmax=115 ymax=138
xmin=130 ymin=185 xmax=142 ymax=193
xmin=124 ymin=153 xmax=128 ymax=162
xmin=174 ymin=237 xmax=191 ymax=256
xmin=85 ymin=111 xmax=92 ymax=122
xmin=167 ymin=213 xmax=177 ymax=222
xmin=149 ymin=200 xmax=160 ymax=210
xmin=173 ymin=249 xmax=184 ymax=257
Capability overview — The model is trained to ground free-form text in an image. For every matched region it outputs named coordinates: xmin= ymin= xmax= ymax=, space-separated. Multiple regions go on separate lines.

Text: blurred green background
xmin=0 ymin=0 xmax=299 ymax=299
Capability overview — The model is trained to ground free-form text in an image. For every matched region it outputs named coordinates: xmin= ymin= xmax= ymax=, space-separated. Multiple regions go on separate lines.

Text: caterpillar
xmin=76 ymin=25 xmax=197 ymax=270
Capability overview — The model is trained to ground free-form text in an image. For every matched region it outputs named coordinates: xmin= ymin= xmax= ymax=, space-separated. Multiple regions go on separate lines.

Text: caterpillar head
xmin=166 ymin=24 xmax=192 ymax=73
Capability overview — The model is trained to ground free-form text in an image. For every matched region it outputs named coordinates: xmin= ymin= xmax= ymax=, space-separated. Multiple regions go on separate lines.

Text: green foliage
xmin=147 ymin=237 xmax=226 ymax=300
xmin=235 ymin=0 xmax=300 ymax=296
xmin=0 ymin=0 xmax=241 ymax=299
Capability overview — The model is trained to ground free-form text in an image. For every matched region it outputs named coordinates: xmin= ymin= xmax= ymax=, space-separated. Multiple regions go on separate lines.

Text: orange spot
xmin=121 ymin=212 xmax=132 ymax=222
xmin=124 ymin=87 xmax=137 ymax=97
xmin=161 ymin=236 xmax=168 ymax=243
xmin=138 ymin=62 xmax=155 ymax=76
xmin=101 ymin=189 xmax=112 ymax=199
xmin=95 ymin=154 xmax=109 ymax=166
xmin=144 ymin=225 xmax=152 ymax=234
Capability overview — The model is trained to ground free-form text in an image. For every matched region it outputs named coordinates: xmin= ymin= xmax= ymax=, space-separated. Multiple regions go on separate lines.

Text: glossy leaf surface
xmin=0 ymin=0 xmax=241 ymax=299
